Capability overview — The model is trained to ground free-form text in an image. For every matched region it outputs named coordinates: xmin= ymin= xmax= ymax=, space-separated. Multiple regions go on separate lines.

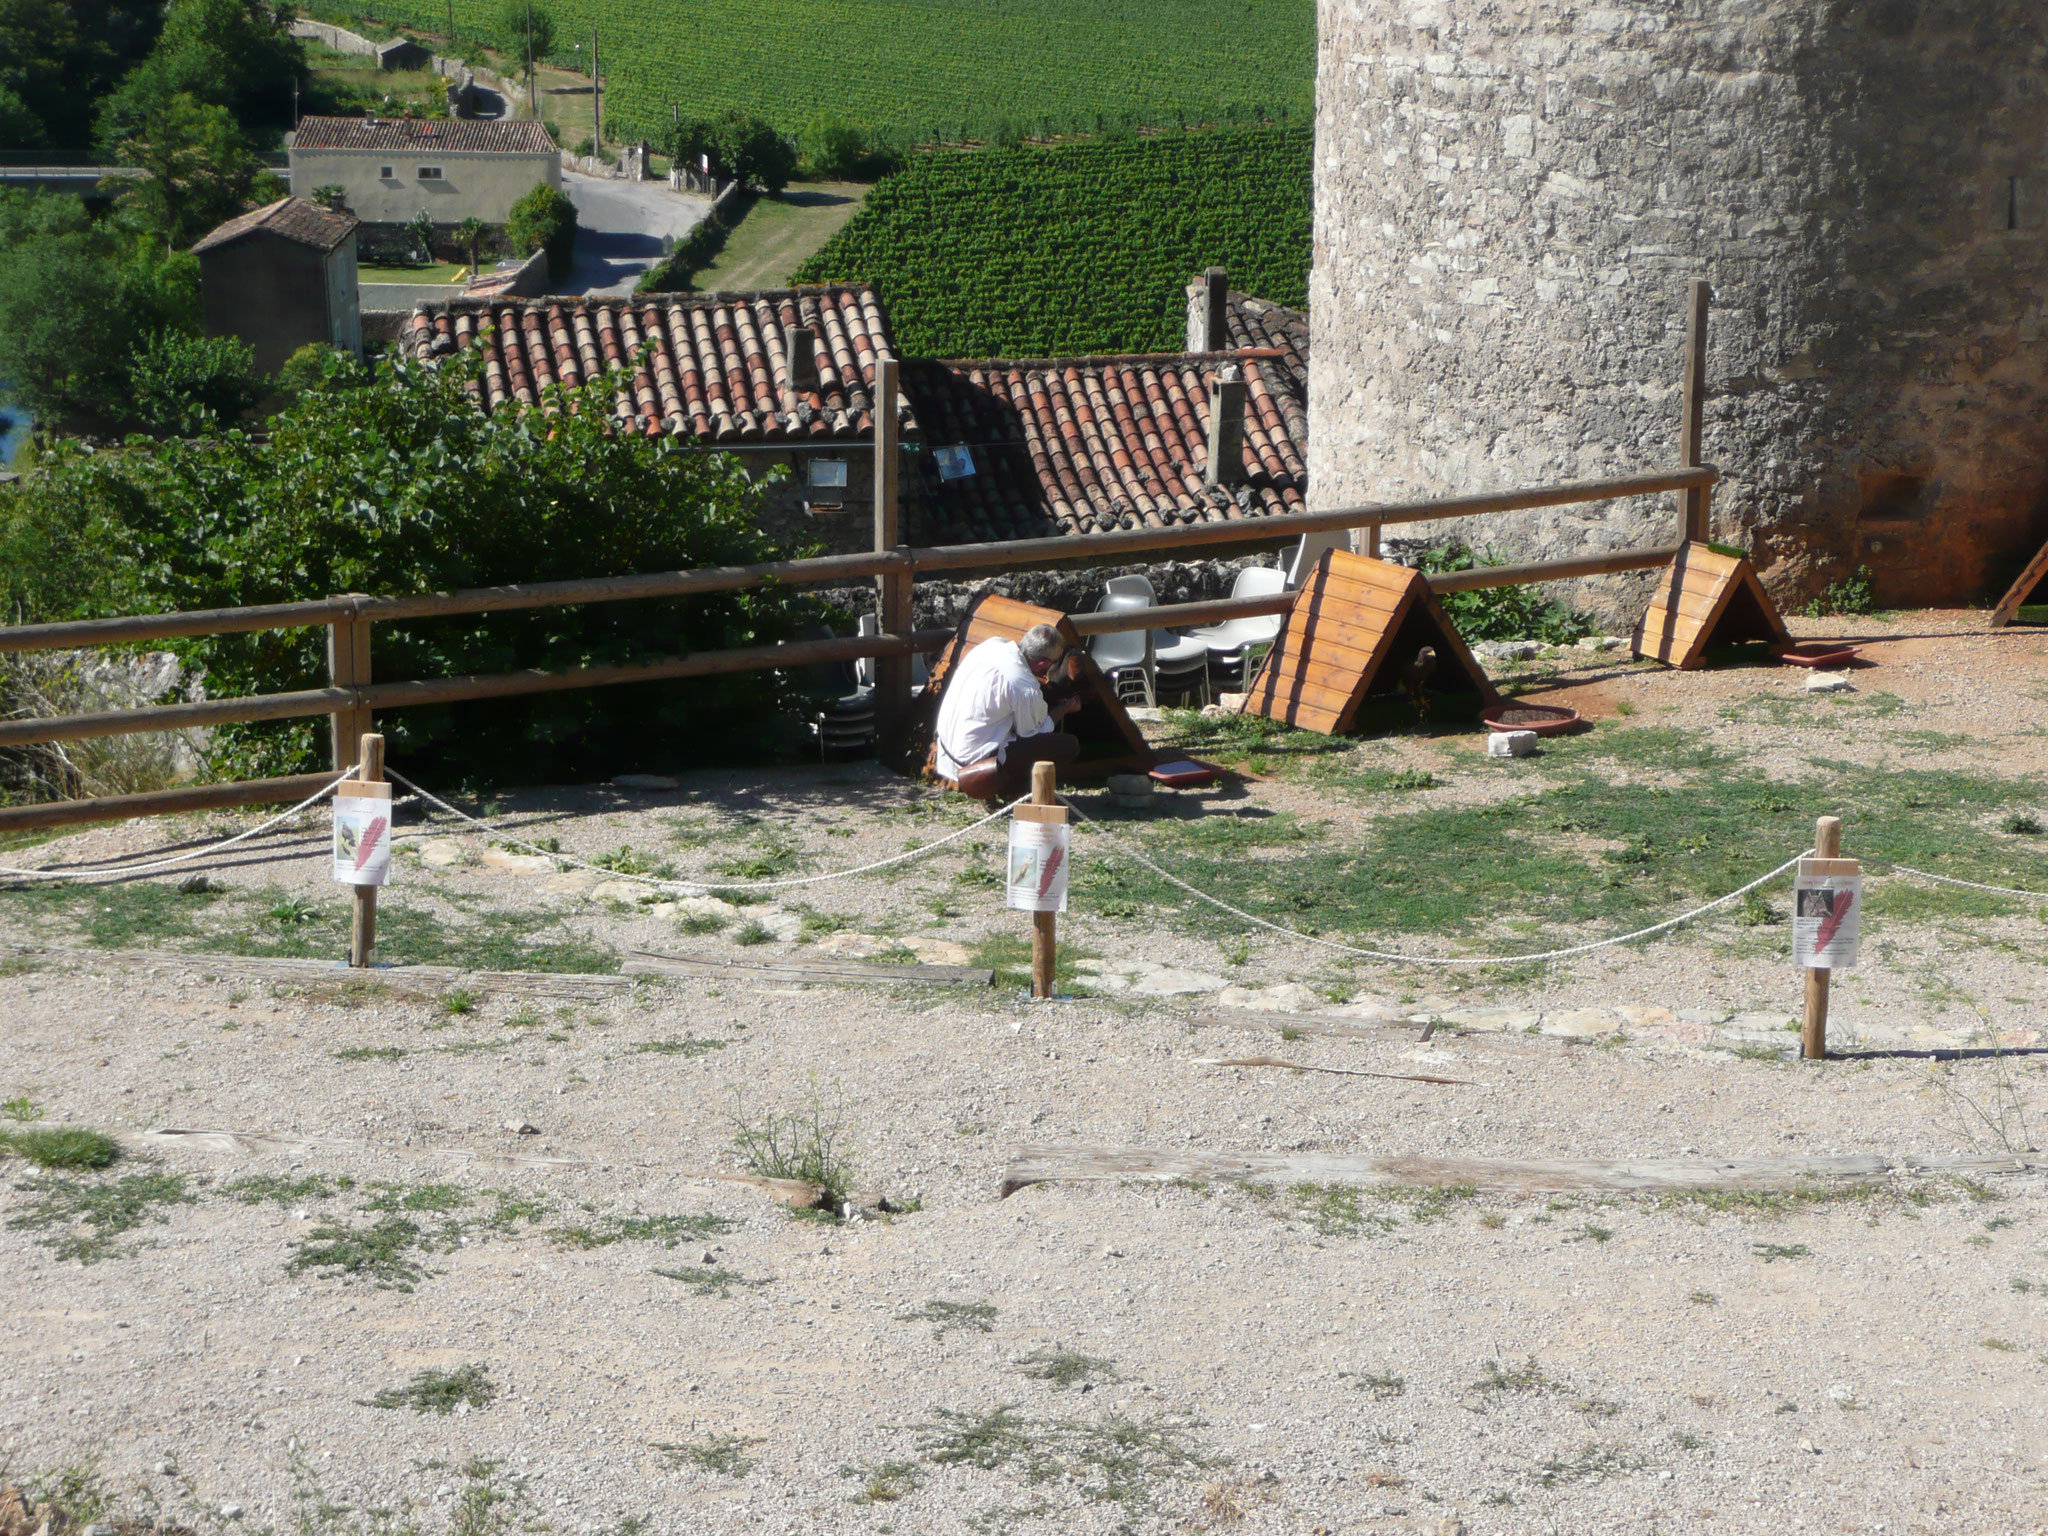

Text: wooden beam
xmin=623 ymin=951 xmax=994 ymax=988
xmin=0 ymin=772 xmax=343 ymax=836
xmin=1426 ymin=543 xmax=1684 ymax=594
xmin=1680 ymin=279 xmax=1713 ymax=543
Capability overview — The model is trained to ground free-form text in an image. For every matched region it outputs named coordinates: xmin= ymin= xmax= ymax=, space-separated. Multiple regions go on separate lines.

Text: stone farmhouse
xmin=402 ymin=276 xmax=1308 ymax=555
xmin=288 ymin=117 xmax=560 ymax=228
xmin=1311 ymin=0 xmax=2048 ymax=609
xmin=192 ymin=197 xmax=362 ymax=373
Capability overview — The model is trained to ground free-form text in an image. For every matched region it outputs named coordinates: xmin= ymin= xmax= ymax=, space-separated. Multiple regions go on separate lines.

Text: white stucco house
xmin=288 ymin=116 xmax=560 ymax=225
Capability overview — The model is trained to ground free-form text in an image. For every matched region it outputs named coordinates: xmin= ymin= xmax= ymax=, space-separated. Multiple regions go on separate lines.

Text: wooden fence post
xmin=872 ymin=357 xmax=912 ymax=754
xmin=349 ymin=732 xmax=385 ymax=968
xmin=1801 ymin=814 xmax=1841 ymax=1061
xmin=326 ymin=596 xmax=371 ymax=771
xmin=1030 ymin=759 xmax=1060 ymax=999
xmin=1680 ymin=279 xmax=1713 ymax=544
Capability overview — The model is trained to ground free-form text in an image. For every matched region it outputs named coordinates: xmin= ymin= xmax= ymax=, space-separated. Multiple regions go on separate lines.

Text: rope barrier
xmin=383 ymin=767 xmax=1022 ymax=893
xmin=1874 ymin=864 xmax=2048 ymax=900
xmin=1060 ymin=793 xmax=1804 ymax=967
xmin=0 ymin=769 xmax=358 ymax=884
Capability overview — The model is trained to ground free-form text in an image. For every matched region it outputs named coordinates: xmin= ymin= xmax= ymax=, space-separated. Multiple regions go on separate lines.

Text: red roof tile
xmin=191 ymin=195 xmax=358 ymax=255
xmin=405 ymin=290 xmax=905 ymax=444
xmin=291 ymin=116 xmax=558 ymax=154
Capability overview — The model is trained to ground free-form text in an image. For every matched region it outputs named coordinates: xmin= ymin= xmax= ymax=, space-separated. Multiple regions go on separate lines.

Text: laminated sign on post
xmin=1007 ymin=815 xmax=1069 ymax=914
xmin=1793 ymin=856 xmax=1860 ymax=969
xmin=333 ymin=783 xmax=393 ymax=888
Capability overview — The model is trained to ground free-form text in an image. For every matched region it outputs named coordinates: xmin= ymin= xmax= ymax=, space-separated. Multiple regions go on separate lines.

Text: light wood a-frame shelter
xmin=1631 ymin=542 xmax=1792 ymax=668
xmin=1243 ymin=549 xmax=1498 ymax=734
xmin=1990 ymin=538 xmax=2048 ymax=628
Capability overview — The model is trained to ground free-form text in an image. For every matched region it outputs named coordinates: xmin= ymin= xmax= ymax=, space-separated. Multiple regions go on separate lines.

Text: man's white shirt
xmin=934 ymin=638 xmax=1053 ymax=780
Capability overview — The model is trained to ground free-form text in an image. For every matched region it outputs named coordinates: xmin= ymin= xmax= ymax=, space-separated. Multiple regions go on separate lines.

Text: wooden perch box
xmin=1632 ymin=542 xmax=1791 ymax=668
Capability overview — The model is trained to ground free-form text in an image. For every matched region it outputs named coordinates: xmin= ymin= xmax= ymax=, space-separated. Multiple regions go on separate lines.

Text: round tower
xmin=1309 ymin=0 xmax=2048 ymax=608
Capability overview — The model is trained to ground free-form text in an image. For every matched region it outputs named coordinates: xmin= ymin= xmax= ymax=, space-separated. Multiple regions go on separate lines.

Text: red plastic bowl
xmin=1482 ymin=702 xmax=1583 ymax=736
xmin=1774 ymin=643 xmax=1859 ymax=669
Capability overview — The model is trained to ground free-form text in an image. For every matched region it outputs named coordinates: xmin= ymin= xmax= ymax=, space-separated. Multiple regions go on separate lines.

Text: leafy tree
xmin=106 ymin=90 xmax=269 ymax=246
xmin=94 ymin=0 xmax=302 ymax=145
xmin=0 ymin=0 xmax=161 ymax=151
xmin=405 ymin=208 xmax=436 ymax=264
xmin=277 ymin=341 xmax=363 ymax=398
xmin=714 ymin=112 xmax=795 ymax=193
xmin=666 ymin=115 xmax=717 ymax=173
xmin=128 ymin=329 xmax=260 ymax=434
xmin=799 ymin=115 xmax=893 ymax=180
xmin=453 ymin=215 xmax=487 ymax=272
xmin=309 ymin=183 xmax=348 ymax=213
xmin=0 ymin=189 xmax=196 ymax=421
xmin=505 ymin=180 xmax=575 ymax=281
xmin=1 ymin=349 xmax=817 ymax=782
xmin=497 ymin=0 xmax=553 ymax=73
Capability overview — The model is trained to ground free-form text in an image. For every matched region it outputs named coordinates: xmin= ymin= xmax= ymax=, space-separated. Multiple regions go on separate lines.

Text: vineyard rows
xmin=794 ymin=127 xmax=1311 ymax=358
xmin=303 ymin=0 xmax=1313 ymax=148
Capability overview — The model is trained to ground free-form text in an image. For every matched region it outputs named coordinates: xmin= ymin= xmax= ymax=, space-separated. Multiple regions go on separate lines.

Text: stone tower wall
xmin=1310 ymin=0 xmax=2048 ymax=611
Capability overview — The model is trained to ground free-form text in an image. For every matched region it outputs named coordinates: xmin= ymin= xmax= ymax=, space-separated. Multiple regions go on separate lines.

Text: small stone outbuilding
xmin=192 ymin=197 xmax=362 ymax=374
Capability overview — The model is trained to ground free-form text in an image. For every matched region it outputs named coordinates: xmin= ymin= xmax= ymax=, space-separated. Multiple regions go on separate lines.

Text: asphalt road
xmin=559 ymin=171 xmax=713 ymax=297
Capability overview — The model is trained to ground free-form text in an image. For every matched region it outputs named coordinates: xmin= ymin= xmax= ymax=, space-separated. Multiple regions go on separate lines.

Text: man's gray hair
xmin=1019 ymin=624 xmax=1064 ymax=664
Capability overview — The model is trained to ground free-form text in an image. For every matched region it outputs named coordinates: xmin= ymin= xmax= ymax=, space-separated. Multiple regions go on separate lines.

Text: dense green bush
xmin=129 ymin=331 xmax=262 ymax=433
xmin=1416 ymin=544 xmax=1595 ymax=646
xmin=794 ymin=126 xmax=1310 ymax=356
xmin=0 ymin=350 xmax=820 ymax=784
xmin=505 ymin=181 xmax=576 ymax=281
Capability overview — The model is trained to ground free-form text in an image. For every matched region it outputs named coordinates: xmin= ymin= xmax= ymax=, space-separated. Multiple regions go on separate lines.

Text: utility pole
xmin=592 ymin=28 xmax=601 ymax=148
xmin=526 ymin=0 xmax=536 ymax=118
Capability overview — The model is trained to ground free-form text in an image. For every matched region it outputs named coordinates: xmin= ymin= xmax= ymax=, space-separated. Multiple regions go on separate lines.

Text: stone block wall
xmin=1311 ymin=0 xmax=2048 ymax=610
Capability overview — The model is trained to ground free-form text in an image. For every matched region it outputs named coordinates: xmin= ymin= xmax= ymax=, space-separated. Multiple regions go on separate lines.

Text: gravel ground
xmin=3 ymin=612 xmax=2047 ymax=1535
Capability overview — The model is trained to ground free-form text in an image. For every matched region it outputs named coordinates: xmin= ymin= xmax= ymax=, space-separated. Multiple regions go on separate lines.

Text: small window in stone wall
xmin=807 ymin=458 xmax=849 ymax=490
xmin=418 ymin=166 xmax=444 ymax=181
xmin=1858 ymin=470 xmax=1929 ymax=523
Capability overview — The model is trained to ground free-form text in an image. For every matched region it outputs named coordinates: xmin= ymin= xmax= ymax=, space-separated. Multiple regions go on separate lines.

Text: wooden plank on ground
xmin=0 ymin=944 xmax=634 ymax=999
xmin=624 ymin=950 xmax=993 ymax=988
xmin=996 ymin=1142 xmax=2046 ymax=1198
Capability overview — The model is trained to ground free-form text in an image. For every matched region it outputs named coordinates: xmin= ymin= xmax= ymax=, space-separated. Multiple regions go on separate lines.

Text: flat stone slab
xmin=482 ymin=846 xmax=556 ymax=874
xmin=1127 ymin=968 xmax=1230 ymax=997
xmin=414 ymin=837 xmax=474 ymax=869
xmin=1540 ymin=1008 xmax=1619 ymax=1039
xmin=1215 ymin=982 xmax=1326 ymax=1013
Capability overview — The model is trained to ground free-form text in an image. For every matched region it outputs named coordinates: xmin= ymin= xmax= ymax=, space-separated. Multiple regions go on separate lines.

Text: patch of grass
xmin=1470 ymin=1357 xmax=1561 ymax=1400
xmin=1353 ymin=767 xmax=1440 ymax=792
xmin=366 ymin=1363 xmax=497 ymax=1414
xmin=2002 ymin=811 xmax=2044 ymax=836
xmin=731 ymin=919 xmax=774 ymax=946
xmin=1286 ymin=1180 xmax=1474 ymax=1236
xmin=551 ymin=1212 xmax=734 ymax=1249
xmin=1802 ymin=565 xmax=1875 ymax=618
xmin=655 ymin=1434 xmax=762 ymax=1477
xmin=632 ymin=1036 xmax=728 ymax=1057
xmin=1015 ymin=1347 xmax=1117 ymax=1389
xmin=334 ymin=1045 xmax=406 ymax=1062
xmin=906 ymin=1299 xmax=998 ymax=1337
xmin=914 ymin=1405 xmax=1209 ymax=1507
xmin=1981 ymin=1337 xmax=2016 ymax=1352
xmin=652 ymin=1264 xmax=763 ymax=1297
xmin=1752 ymin=1242 xmax=1812 ymax=1263
xmin=676 ymin=912 xmax=728 ymax=935
xmin=716 ymin=837 xmax=805 ymax=881
xmin=1570 ymin=1223 xmax=1615 ymax=1244
xmin=844 ymin=1460 xmax=924 ymax=1505
xmin=221 ymin=1173 xmax=354 ymax=1204
xmin=0 ymin=1126 xmax=120 ymax=1170
xmin=1688 ymin=1289 xmax=1718 ymax=1306
xmin=7 ymin=1169 xmax=194 ymax=1262
xmin=592 ymin=845 xmax=669 ymax=878
xmin=730 ymin=1085 xmax=855 ymax=1210
xmin=1535 ymin=1442 xmax=1649 ymax=1487
xmin=442 ymin=987 xmax=480 ymax=1016
xmin=1 ymin=1095 xmax=46 ymax=1121
xmin=287 ymin=1215 xmax=430 ymax=1290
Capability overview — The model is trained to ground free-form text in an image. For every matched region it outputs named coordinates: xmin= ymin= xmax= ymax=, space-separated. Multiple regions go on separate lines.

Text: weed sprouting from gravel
xmin=1 ymin=1095 xmax=44 ymax=1121
xmin=633 ymin=1037 xmax=728 ymax=1057
xmin=442 ymin=987 xmax=480 ymax=1016
xmin=914 ymin=1406 xmax=1210 ymax=1507
xmin=1535 ymin=1442 xmax=1649 ymax=1487
xmin=0 ymin=1126 xmax=120 ymax=1169
xmin=1470 ymin=1357 xmax=1561 ymax=1400
xmin=1015 ymin=1347 xmax=1118 ymax=1390
xmin=655 ymin=1434 xmax=763 ymax=1477
xmin=552 ymin=1212 xmax=733 ymax=1249
xmin=366 ymin=1363 xmax=497 ymax=1414
xmin=1689 ymin=1289 xmax=1719 ymax=1306
xmin=1752 ymin=1242 xmax=1813 ymax=1263
xmin=905 ymin=1300 xmax=997 ymax=1338
xmin=917 ymin=1405 xmax=1048 ymax=1473
xmin=333 ymin=1046 xmax=406 ymax=1062
xmin=8 ymin=1168 xmax=194 ymax=1262
xmin=731 ymin=919 xmax=773 ymax=946
xmin=222 ymin=1173 xmax=354 ymax=1204
xmin=842 ymin=1460 xmax=923 ymax=1504
xmin=1287 ymin=1181 xmax=1474 ymax=1237
xmin=288 ymin=1215 xmax=431 ymax=1290
xmin=653 ymin=1264 xmax=762 ymax=1297
xmin=730 ymin=1085 xmax=855 ymax=1210
xmin=1338 ymin=1370 xmax=1406 ymax=1399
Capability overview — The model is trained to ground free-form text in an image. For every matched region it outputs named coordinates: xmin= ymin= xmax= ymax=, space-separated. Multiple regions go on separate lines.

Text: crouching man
xmin=935 ymin=623 xmax=1080 ymax=804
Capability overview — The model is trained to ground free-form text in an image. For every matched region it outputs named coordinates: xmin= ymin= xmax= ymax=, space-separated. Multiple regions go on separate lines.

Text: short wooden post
xmin=349 ymin=732 xmax=385 ymax=968
xmin=325 ymin=597 xmax=372 ymax=771
xmin=872 ymin=356 xmax=912 ymax=755
xmin=1031 ymin=760 xmax=1059 ymax=999
xmin=1801 ymin=814 xmax=1841 ymax=1060
xmin=1679 ymin=279 xmax=1713 ymax=544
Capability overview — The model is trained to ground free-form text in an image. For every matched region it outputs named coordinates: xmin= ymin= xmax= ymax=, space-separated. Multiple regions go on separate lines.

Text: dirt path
xmin=3 ymin=618 xmax=2047 ymax=1534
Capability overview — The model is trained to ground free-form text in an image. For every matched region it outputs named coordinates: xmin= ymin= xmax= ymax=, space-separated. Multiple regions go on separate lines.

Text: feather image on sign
xmin=1793 ymin=867 xmax=1860 ymax=969
xmin=1006 ymin=819 xmax=1068 ymax=913
xmin=333 ymin=793 xmax=395 ymax=887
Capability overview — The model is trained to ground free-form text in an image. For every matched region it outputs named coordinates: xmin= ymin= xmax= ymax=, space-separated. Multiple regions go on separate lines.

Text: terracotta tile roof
xmin=903 ymin=352 xmax=1307 ymax=542
xmin=405 ymin=289 xmax=905 ymax=443
xmin=291 ymin=116 xmax=558 ymax=154
xmin=190 ymin=195 xmax=358 ymax=255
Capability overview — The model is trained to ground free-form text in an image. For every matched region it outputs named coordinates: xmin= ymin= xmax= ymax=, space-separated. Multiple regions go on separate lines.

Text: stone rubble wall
xmin=1311 ymin=0 xmax=2048 ymax=613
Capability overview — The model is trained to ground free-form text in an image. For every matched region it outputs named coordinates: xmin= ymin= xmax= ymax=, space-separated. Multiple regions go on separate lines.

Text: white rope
xmin=1879 ymin=865 xmax=2047 ymax=900
xmin=0 ymin=769 xmax=358 ymax=884
xmin=384 ymin=767 xmax=1022 ymax=892
xmin=1060 ymin=794 xmax=1803 ymax=967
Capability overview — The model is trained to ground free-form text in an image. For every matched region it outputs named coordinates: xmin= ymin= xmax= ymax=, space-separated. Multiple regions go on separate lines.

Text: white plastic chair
xmin=1188 ymin=565 xmax=1289 ymax=692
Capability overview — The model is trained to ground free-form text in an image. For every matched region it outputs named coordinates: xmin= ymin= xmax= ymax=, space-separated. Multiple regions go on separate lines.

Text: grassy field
xmin=359 ymin=261 xmax=471 ymax=284
xmin=794 ymin=126 xmax=1311 ymax=356
xmin=687 ymin=183 xmax=867 ymax=291
xmin=302 ymin=0 xmax=1314 ymax=147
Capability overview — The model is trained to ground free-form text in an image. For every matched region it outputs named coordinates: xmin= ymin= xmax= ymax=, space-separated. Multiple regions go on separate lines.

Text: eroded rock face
xmin=1310 ymin=0 xmax=2048 ymax=613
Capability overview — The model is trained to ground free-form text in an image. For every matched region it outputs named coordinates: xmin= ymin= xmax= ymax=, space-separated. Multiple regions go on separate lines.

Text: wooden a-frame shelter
xmin=1631 ymin=542 xmax=1792 ymax=668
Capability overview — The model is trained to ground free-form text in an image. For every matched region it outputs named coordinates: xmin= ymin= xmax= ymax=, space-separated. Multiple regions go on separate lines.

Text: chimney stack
xmin=784 ymin=327 xmax=818 ymax=409
xmin=1191 ymin=266 xmax=1229 ymax=353
xmin=1205 ymin=363 xmax=1247 ymax=488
